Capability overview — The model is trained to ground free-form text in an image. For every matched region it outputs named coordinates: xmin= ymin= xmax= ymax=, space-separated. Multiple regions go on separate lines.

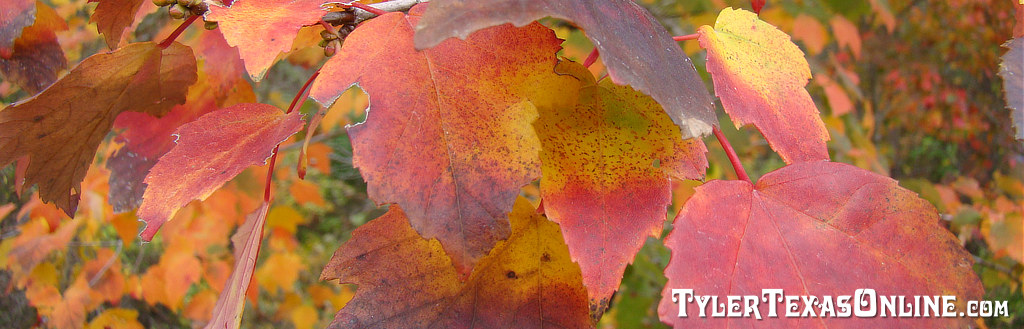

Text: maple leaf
xmin=414 ymin=0 xmax=717 ymax=139
xmin=256 ymin=251 xmax=305 ymax=295
xmin=6 ymin=218 xmax=80 ymax=280
xmin=698 ymin=8 xmax=829 ymax=163
xmin=50 ymin=276 xmax=98 ymax=329
xmin=90 ymin=0 xmax=148 ymax=49
xmin=0 ymin=0 xmax=35 ymax=51
xmin=310 ymin=4 xmax=579 ymax=273
xmin=194 ymin=29 xmax=254 ymax=101
xmin=321 ymin=198 xmax=593 ymax=328
xmin=136 ymin=103 xmax=303 ymax=240
xmin=0 ymin=41 xmax=197 ymax=216
xmin=999 ymin=37 xmax=1023 ymax=140
xmin=791 ymin=14 xmax=826 ymax=55
xmin=0 ymin=1 xmax=67 ymax=94
xmin=534 ymin=60 xmax=707 ymax=315
xmin=830 ymin=16 xmax=861 ymax=59
xmin=266 ymin=205 xmax=309 ymax=234
xmin=205 ymin=0 xmax=327 ymax=81
xmin=657 ymin=161 xmax=983 ymax=328
xmin=86 ymin=308 xmax=145 ymax=329
xmin=289 ymin=179 xmax=326 ymax=207
xmin=82 ymin=248 xmax=126 ymax=304
xmin=815 ymin=73 xmax=853 ymax=116
xmin=140 ymin=236 xmax=204 ymax=310
xmin=207 ymin=202 xmax=269 ymax=329
xmin=108 ymin=78 xmax=222 ymax=212
xmin=107 ymin=30 xmax=253 ymax=212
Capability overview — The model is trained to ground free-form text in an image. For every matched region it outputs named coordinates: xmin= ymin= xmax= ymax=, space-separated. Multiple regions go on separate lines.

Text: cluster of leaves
xmin=1 ymin=0 xmax=1021 ymax=328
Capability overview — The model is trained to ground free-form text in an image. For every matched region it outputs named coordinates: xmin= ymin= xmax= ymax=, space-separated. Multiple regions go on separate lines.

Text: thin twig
xmin=972 ymin=255 xmax=1016 ymax=277
xmin=673 ymin=33 xmax=699 ymax=41
xmin=280 ymin=128 xmax=345 ymax=153
xmin=713 ymin=126 xmax=751 ymax=183
xmin=324 ymin=0 xmax=429 ymax=24
xmin=88 ymin=241 xmax=123 ymax=287
xmin=158 ymin=15 xmax=199 ymax=49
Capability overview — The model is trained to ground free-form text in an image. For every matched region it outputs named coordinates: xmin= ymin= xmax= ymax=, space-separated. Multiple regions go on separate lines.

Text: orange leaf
xmin=6 ymin=218 xmax=79 ymax=280
xmin=0 ymin=41 xmax=197 ymax=216
xmin=290 ymin=304 xmax=318 ymax=329
xmin=206 ymin=202 xmax=269 ymax=329
xmin=136 ymin=104 xmax=303 ymax=240
xmin=265 ymin=205 xmax=308 ymax=234
xmin=141 ymin=238 xmax=202 ymax=310
xmin=698 ymin=8 xmax=829 ymax=163
xmin=255 ymin=251 xmax=305 ymax=295
xmin=110 ymin=212 xmax=138 ymax=244
xmin=184 ymin=290 xmax=218 ymax=322
xmin=309 ymin=284 xmax=352 ymax=312
xmin=50 ymin=276 xmax=95 ymax=329
xmin=82 ymin=248 xmax=125 ymax=304
xmin=90 ymin=0 xmax=147 ymax=49
xmin=830 ymin=16 xmax=861 ymax=59
xmin=195 ymin=29 xmax=254 ymax=101
xmin=415 ymin=0 xmax=717 ymax=138
xmin=0 ymin=1 xmax=67 ymax=94
xmin=321 ymin=198 xmax=592 ymax=328
xmin=535 ymin=60 xmax=706 ymax=313
xmin=0 ymin=203 xmax=13 ymax=220
xmin=658 ymin=162 xmax=983 ymax=328
xmin=0 ymin=0 xmax=34 ymax=50
xmin=310 ymin=5 xmax=578 ymax=273
xmin=791 ymin=14 xmax=825 ymax=55
xmin=86 ymin=308 xmax=144 ymax=329
xmin=205 ymin=0 xmax=327 ymax=81
xmin=289 ymin=179 xmax=326 ymax=207
xmin=304 ymin=142 xmax=331 ymax=175
xmin=816 ymin=73 xmax=854 ymax=116
xmin=868 ymin=0 xmax=896 ymax=33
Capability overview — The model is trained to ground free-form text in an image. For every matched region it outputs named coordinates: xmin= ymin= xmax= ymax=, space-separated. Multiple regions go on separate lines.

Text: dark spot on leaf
xmin=506 ymin=270 xmax=516 ymax=279
xmin=541 ymin=253 xmax=550 ymax=262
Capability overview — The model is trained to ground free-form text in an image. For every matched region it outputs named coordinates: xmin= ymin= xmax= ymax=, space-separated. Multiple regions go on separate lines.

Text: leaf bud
xmin=324 ymin=42 xmax=337 ymax=57
xmin=190 ymin=3 xmax=208 ymax=16
xmin=168 ymin=4 xmax=187 ymax=19
xmin=320 ymin=30 xmax=338 ymax=41
xmin=338 ymin=25 xmax=356 ymax=38
xmin=152 ymin=0 xmax=175 ymax=6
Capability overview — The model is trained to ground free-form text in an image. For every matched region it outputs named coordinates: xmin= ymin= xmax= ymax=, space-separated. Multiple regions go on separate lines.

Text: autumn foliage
xmin=1 ymin=0 xmax=1022 ymax=328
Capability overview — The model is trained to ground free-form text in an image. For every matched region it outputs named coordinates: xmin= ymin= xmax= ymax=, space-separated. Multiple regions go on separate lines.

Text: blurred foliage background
xmin=1 ymin=0 xmax=1022 ymax=328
